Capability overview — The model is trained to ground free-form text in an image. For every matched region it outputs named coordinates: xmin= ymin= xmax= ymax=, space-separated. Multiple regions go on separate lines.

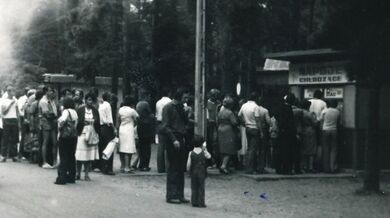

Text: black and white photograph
xmin=0 ymin=0 xmax=389 ymax=217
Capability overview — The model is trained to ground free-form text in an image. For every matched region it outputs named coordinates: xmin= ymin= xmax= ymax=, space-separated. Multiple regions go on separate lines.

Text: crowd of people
xmin=201 ymin=89 xmax=341 ymax=176
xmin=0 ymin=84 xmax=341 ymax=207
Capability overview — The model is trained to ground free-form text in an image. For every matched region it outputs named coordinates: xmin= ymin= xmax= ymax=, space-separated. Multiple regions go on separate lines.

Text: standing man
xmin=291 ymin=96 xmax=304 ymax=174
xmin=136 ymin=91 xmax=155 ymax=172
xmin=160 ymin=88 xmax=190 ymax=204
xmin=0 ymin=86 xmax=19 ymax=162
xmin=98 ymin=92 xmax=116 ymax=175
xmin=39 ymin=87 xmax=58 ymax=168
xmin=206 ymin=89 xmax=220 ymax=167
xmin=257 ymin=97 xmax=271 ymax=173
xmin=155 ymin=87 xmax=171 ymax=173
xmin=18 ymin=87 xmax=30 ymax=159
xmin=238 ymin=92 xmax=263 ymax=174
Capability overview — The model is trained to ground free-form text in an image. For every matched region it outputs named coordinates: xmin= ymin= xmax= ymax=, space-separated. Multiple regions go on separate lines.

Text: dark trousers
xmin=97 ymin=125 xmax=115 ymax=173
xmin=165 ymin=135 xmax=186 ymax=200
xmin=19 ymin=116 xmax=28 ymax=157
xmin=1 ymin=119 xmax=19 ymax=158
xmin=245 ymin=128 xmax=263 ymax=172
xmin=157 ymin=122 xmax=168 ymax=173
xmin=206 ymin=121 xmax=219 ymax=166
xmin=191 ymin=173 xmax=206 ymax=206
xmin=56 ymin=137 xmax=77 ymax=183
xmin=139 ymin=137 xmax=153 ymax=169
xmin=275 ymin=132 xmax=294 ymax=174
xmin=293 ymin=135 xmax=302 ymax=173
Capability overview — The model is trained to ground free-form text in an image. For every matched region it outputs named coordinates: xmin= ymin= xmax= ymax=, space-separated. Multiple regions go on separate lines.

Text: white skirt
xmin=118 ymin=123 xmax=136 ymax=154
xmin=75 ymin=126 xmax=100 ymax=161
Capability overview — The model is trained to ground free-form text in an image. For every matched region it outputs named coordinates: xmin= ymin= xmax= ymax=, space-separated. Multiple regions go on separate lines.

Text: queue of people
xmin=200 ymin=89 xmax=341 ymax=175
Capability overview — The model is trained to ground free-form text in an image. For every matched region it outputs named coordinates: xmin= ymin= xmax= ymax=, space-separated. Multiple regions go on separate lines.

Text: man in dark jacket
xmin=160 ymin=87 xmax=190 ymax=204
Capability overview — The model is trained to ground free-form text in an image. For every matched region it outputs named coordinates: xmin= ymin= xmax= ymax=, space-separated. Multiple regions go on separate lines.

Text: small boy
xmin=186 ymin=135 xmax=211 ymax=208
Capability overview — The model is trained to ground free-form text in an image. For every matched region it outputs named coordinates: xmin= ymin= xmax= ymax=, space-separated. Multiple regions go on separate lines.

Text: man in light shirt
xmin=156 ymin=87 xmax=171 ymax=173
xmin=0 ymin=86 xmax=19 ymax=162
xmin=98 ymin=92 xmax=116 ymax=175
xmin=309 ymin=90 xmax=327 ymax=121
xmin=17 ymin=87 xmax=30 ymax=159
xmin=238 ymin=92 xmax=263 ymax=174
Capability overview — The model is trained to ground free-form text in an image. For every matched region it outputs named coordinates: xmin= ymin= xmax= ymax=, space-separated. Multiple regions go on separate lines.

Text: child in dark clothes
xmin=186 ymin=135 xmax=211 ymax=207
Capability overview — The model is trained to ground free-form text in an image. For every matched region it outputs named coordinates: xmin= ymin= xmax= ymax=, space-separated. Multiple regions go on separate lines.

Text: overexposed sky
xmin=0 ymin=0 xmax=45 ymax=74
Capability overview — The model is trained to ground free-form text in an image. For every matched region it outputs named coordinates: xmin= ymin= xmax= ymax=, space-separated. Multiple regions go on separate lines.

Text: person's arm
xmin=106 ymin=103 xmax=114 ymax=125
xmin=160 ymin=105 xmax=177 ymax=144
xmin=203 ymin=148 xmax=211 ymax=159
xmin=58 ymin=110 xmax=69 ymax=129
xmin=2 ymin=99 xmax=16 ymax=115
xmin=254 ymin=107 xmax=263 ymax=137
xmin=186 ymin=152 xmax=192 ymax=172
xmin=230 ymin=111 xmax=238 ymax=127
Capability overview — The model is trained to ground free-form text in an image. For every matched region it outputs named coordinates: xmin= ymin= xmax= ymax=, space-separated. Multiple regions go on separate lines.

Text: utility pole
xmin=194 ymin=0 xmax=206 ymax=137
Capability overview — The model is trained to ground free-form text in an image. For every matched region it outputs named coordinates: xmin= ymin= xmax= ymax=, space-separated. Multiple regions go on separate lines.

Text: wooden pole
xmin=194 ymin=0 xmax=206 ymax=137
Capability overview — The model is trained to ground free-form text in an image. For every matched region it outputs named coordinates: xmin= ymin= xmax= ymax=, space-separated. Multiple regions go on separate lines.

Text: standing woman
xmin=217 ymin=96 xmax=239 ymax=174
xmin=75 ymin=92 xmax=100 ymax=181
xmin=55 ymin=97 xmax=78 ymax=185
xmin=301 ymin=100 xmax=318 ymax=173
xmin=118 ymin=96 xmax=138 ymax=173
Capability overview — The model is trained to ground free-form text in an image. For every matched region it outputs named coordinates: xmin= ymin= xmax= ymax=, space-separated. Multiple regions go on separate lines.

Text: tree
xmin=318 ymin=0 xmax=390 ymax=194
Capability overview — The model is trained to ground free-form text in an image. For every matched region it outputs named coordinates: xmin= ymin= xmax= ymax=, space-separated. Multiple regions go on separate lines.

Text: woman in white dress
xmin=75 ymin=93 xmax=100 ymax=181
xmin=117 ymin=96 xmax=139 ymax=173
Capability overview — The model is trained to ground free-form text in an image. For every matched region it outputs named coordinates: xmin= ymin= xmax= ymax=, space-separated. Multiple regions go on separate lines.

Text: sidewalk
xmin=120 ymin=144 xmax=356 ymax=181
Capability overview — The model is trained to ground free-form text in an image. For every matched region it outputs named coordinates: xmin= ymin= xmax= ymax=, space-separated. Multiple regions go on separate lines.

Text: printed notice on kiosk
xmin=289 ymin=62 xmax=350 ymax=85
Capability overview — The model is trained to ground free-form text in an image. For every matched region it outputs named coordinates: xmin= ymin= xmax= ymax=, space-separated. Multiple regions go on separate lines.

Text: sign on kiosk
xmin=289 ymin=61 xmax=350 ymax=85
xmin=324 ymin=87 xmax=343 ymax=99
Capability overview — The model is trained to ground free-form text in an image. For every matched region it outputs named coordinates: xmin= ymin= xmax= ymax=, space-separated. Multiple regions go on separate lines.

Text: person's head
xmin=192 ymin=135 xmax=205 ymax=148
xmin=47 ymin=87 xmax=56 ymax=99
xmin=85 ymin=92 xmax=97 ymax=108
xmin=248 ymin=91 xmax=258 ymax=101
xmin=6 ymin=85 xmax=14 ymax=98
xmin=327 ymin=99 xmax=338 ymax=108
xmin=62 ymin=97 xmax=75 ymax=109
xmin=102 ymin=92 xmax=111 ymax=102
xmin=222 ymin=96 xmax=234 ymax=110
xmin=301 ymin=99 xmax=312 ymax=110
xmin=284 ymin=93 xmax=296 ymax=105
xmin=313 ymin=90 xmax=323 ymax=99
xmin=73 ymin=89 xmax=84 ymax=101
xmin=38 ymin=85 xmax=48 ymax=94
xmin=27 ymin=89 xmax=36 ymax=98
xmin=123 ymin=95 xmax=134 ymax=107
xmin=173 ymin=87 xmax=187 ymax=102
xmin=35 ymin=90 xmax=44 ymax=101
xmin=182 ymin=92 xmax=191 ymax=105
xmin=208 ymin=89 xmax=220 ymax=101
xmin=61 ymin=89 xmax=72 ymax=99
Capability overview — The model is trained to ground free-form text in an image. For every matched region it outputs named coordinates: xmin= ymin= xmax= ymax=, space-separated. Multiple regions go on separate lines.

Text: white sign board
xmin=324 ymin=87 xmax=343 ymax=99
xmin=289 ymin=62 xmax=350 ymax=85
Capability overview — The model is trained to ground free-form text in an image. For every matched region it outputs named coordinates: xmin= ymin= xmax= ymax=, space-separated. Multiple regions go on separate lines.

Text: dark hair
xmin=47 ymin=86 xmax=55 ymax=93
xmin=73 ymin=89 xmax=84 ymax=98
xmin=223 ymin=97 xmax=234 ymax=109
xmin=85 ymin=92 xmax=97 ymax=102
xmin=192 ymin=135 xmax=204 ymax=148
xmin=173 ymin=87 xmax=187 ymax=100
xmin=327 ymin=99 xmax=338 ymax=108
xmin=102 ymin=92 xmax=111 ymax=101
xmin=249 ymin=92 xmax=258 ymax=101
xmin=62 ymin=97 xmax=75 ymax=109
xmin=301 ymin=100 xmax=312 ymax=110
xmin=313 ymin=90 xmax=323 ymax=99
xmin=123 ymin=95 xmax=134 ymax=107
xmin=61 ymin=89 xmax=72 ymax=97
xmin=284 ymin=93 xmax=296 ymax=105
xmin=35 ymin=90 xmax=44 ymax=101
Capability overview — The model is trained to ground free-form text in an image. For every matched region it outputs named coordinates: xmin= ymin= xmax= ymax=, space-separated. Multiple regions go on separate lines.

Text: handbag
xmin=102 ymin=137 xmax=119 ymax=160
xmin=85 ymin=125 xmax=99 ymax=146
xmin=59 ymin=110 xmax=77 ymax=139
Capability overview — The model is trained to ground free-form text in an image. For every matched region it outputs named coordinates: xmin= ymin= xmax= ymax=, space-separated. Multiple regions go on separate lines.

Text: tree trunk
xmin=362 ymin=86 xmax=381 ymax=193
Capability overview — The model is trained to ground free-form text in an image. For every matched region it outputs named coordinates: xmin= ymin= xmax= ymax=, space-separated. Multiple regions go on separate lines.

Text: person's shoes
xmin=12 ymin=157 xmax=20 ymax=162
xmin=140 ymin=167 xmax=151 ymax=172
xmin=42 ymin=163 xmax=54 ymax=169
xmin=192 ymin=204 xmax=199 ymax=207
xmin=166 ymin=199 xmax=181 ymax=204
xmin=103 ymin=171 xmax=115 ymax=176
xmin=0 ymin=157 xmax=6 ymax=162
xmin=76 ymin=174 xmax=81 ymax=180
xmin=198 ymin=204 xmax=207 ymax=208
xmin=84 ymin=175 xmax=91 ymax=181
xmin=54 ymin=178 xmax=66 ymax=185
xmin=179 ymin=198 xmax=190 ymax=203
xmin=219 ymin=168 xmax=229 ymax=175
xmin=120 ymin=168 xmax=125 ymax=173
